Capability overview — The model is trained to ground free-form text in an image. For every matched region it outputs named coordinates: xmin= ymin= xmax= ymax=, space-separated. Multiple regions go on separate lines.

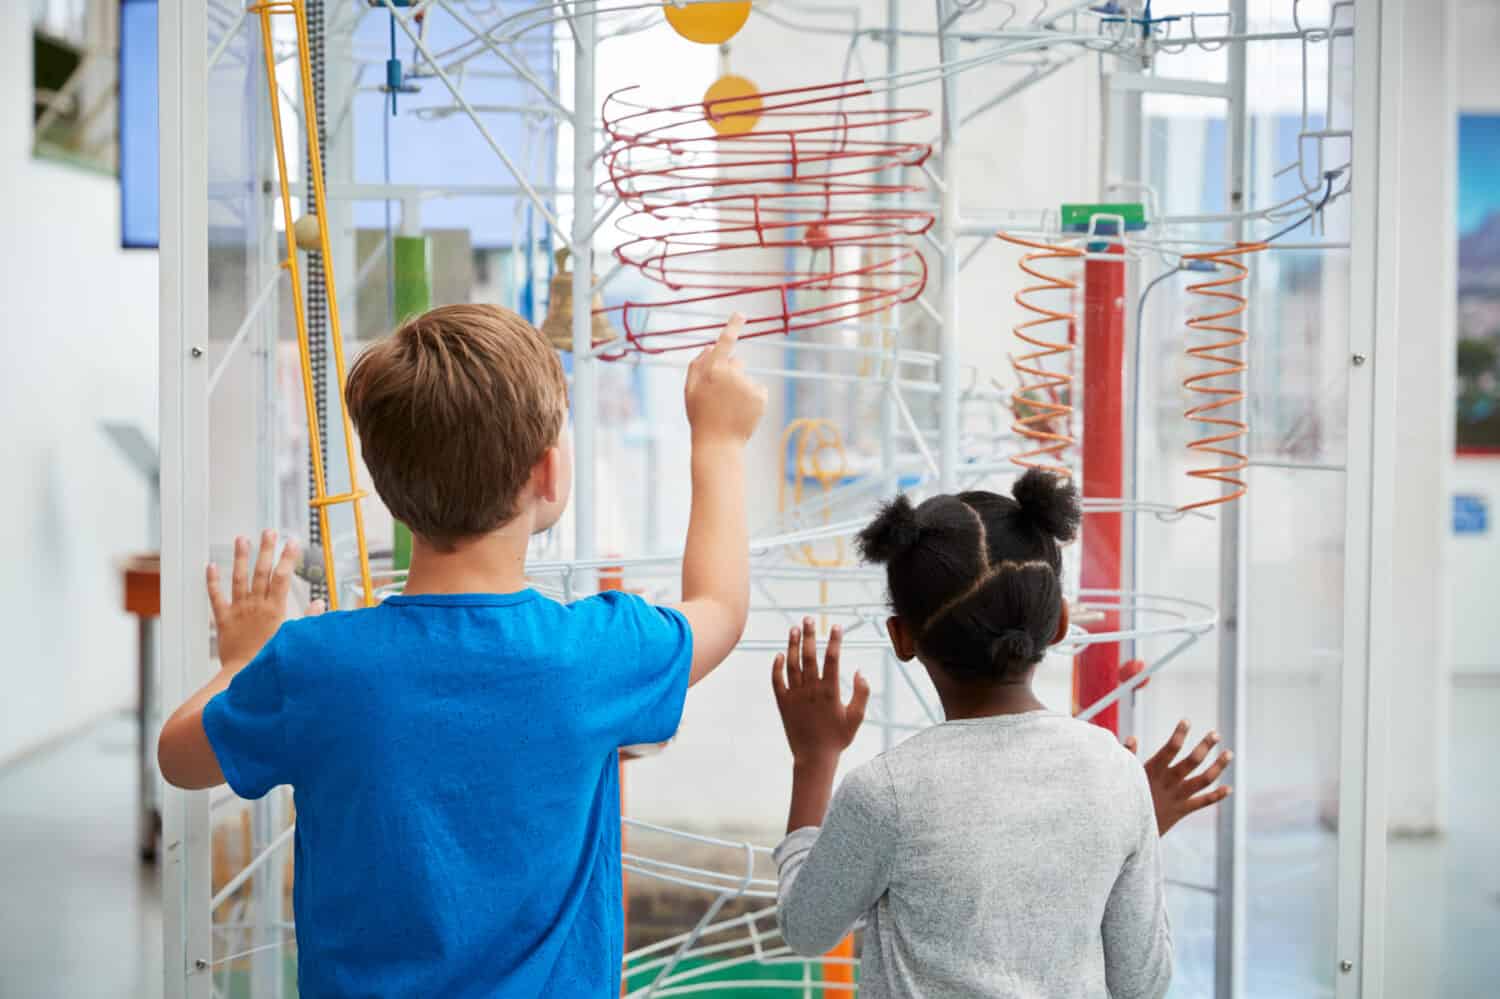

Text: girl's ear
xmin=1051 ymin=598 xmax=1071 ymax=646
xmin=886 ymin=616 xmax=917 ymax=661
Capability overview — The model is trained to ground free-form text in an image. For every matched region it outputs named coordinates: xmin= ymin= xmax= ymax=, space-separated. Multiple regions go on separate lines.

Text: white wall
xmin=0 ymin=4 xmax=158 ymax=764
xmin=1453 ymin=0 xmax=1500 ymax=677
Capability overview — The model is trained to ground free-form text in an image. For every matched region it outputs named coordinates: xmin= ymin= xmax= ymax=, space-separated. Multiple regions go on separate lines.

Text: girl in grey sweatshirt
xmin=770 ymin=469 xmax=1233 ymax=998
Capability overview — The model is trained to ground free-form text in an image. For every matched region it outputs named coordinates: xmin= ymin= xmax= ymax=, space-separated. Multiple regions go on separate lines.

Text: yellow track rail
xmin=251 ymin=0 xmax=374 ymax=608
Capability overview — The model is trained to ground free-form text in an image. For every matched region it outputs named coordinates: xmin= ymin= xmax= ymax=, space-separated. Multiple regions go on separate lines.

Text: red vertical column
xmin=1077 ymin=245 xmax=1126 ymax=733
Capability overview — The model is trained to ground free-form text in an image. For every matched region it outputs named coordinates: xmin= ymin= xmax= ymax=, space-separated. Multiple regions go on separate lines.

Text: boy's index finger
xmin=711 ymin=313 xmax=745 ymax=359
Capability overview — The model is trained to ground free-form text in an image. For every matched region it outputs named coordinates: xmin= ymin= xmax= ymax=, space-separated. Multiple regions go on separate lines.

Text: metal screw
xmin=1340 ymin=960 xmax=1354 ymax=973
xmin=1351 ymin=353 xmax=1366 ymax=366
xmin=190 ymin=346 xmax=204 ymax=358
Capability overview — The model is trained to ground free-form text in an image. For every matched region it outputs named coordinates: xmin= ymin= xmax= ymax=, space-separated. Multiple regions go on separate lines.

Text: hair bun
xmin=1011 ymin=468 xmax=1081 ymax=543
xmin=989 ymin=630 xmax=1037 ymax=668
xmin=857 ymin=495 xmax=923 ymax=564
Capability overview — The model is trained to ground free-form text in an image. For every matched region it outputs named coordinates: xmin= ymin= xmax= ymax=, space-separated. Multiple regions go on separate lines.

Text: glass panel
xmin=203 ymin=5 xmax=301 ymax=993
xmin=1138 ymin=10 xmax=1354 ymax=994
xmin=199 ymin=5 xmax=568 ymax=990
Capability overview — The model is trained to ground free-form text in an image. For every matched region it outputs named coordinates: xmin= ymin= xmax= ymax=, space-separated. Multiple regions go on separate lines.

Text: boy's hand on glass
xmin=208 ymin=530 xmax=308 ymax=669
xmin=772 ymin=618 xmax=870 ymax=767
xmin=684 ymin=313 xmax=767 ymax=447
xmin=1124 ymin=720 xmax=1234 ymax=836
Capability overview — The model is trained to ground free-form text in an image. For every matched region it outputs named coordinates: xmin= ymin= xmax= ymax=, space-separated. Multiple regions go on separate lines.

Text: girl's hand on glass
xmin=1125 ymin=721 xmax=1234 ymax=836
xmin=772 ymin=618 xmax=869 ymax=767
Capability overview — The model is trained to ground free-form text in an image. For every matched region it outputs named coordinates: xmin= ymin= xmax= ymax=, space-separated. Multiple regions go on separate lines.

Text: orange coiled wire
xmin=997 ymin=233 xmax=1083 ymax=477
xmin=1178 ymin=243 xmax=1267 ymax=512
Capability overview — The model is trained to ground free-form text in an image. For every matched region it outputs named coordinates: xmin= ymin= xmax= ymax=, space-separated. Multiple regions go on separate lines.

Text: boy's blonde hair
xmin=346 ymin=304 xmax=567 ymax=549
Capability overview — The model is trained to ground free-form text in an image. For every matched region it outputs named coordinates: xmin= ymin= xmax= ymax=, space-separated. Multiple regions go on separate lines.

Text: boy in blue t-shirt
xmin=158 ymin=304 xmax=768 ymax=997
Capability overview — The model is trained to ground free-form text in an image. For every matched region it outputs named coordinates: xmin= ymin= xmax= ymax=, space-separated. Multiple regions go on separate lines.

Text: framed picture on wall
xmin=1457 ymin=114 xmax=1500 ymax=454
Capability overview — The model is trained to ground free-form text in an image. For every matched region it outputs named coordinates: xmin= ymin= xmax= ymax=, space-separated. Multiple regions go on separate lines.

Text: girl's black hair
xmin=857 ymin=468 xmax=1081 ymax=683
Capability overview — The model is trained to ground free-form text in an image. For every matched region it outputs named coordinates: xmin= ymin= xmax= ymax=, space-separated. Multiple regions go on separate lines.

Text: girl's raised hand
xmin=1124 ymin=721 xmax=1234 ymax=836
xmin=772 ymin=618 xmax=870 ymax=767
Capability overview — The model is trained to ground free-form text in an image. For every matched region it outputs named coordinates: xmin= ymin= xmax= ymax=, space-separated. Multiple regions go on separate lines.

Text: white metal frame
xmin=160 ymin=1 xmax=213 ymax=995
xmin=1336 ymin=0 xmax=1398 ymax=994
xmin=157 ymin=2 xmax=1400 ymax=995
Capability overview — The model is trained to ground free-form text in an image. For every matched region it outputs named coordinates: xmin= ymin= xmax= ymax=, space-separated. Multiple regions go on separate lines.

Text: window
xmin=31 ymin=0 xmax=117 ymax=174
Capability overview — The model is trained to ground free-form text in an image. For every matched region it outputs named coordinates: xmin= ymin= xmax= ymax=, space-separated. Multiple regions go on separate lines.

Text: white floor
xmin=0 ymin=714 xmax=162 ymax=999
xmin=0 ymin=691 xmax=1495 ymax=998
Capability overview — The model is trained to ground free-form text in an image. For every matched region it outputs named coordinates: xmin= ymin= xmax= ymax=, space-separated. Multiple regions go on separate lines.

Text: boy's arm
xmin=158 ymin=531 xmax=315 ymax=789
xmin=671 ymin=315 xmax=767 ymax=686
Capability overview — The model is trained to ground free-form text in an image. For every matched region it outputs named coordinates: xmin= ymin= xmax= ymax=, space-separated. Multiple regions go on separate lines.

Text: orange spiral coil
xmin=996 ymin=233 xmax=1084 ymax=477
xmin=1178 ymin=243 xmax=1267 ymax=512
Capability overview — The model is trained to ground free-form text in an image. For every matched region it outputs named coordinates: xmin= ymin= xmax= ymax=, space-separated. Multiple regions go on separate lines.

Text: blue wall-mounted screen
xmin=120 ymin=0 xmax=159 ymax=249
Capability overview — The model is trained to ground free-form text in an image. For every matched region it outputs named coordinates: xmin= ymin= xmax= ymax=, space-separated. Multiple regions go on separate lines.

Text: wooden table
xmin=122 ymin=554 xmax=160 ymax=863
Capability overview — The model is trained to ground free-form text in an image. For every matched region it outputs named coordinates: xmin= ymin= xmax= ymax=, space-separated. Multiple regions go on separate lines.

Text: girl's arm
xmin=786 ymin=756 xmax=838 ymax=834
xmin=771 ymin=620 xmax=886 ymax=955
xmin=774 ymin=760 xmax=898 ymax=956
xmin=1101 ymin=764 xmax=1174 ymax=999
xmin=773 ymin=619 xmax=870 ymax=832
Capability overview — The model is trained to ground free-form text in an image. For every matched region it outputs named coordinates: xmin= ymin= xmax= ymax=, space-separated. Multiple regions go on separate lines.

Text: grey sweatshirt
xmin=773 ymin=710 xmax=1171 ymax=999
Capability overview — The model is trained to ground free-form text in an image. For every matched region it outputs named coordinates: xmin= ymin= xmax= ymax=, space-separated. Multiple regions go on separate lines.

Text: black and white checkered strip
xmin=304 ymin=0 xmax=329 ymax=603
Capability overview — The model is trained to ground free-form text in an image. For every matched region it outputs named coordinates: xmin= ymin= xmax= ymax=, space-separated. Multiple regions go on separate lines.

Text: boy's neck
xmin=401 ymin=520 xmax=533 ymax=596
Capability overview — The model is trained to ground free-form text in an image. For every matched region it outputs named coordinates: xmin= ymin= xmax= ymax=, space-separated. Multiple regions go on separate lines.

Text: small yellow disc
xmin=663 ymin=1 xmax=751 ymax=44
xmin=703 ymin=74 xmax=762 ymax=136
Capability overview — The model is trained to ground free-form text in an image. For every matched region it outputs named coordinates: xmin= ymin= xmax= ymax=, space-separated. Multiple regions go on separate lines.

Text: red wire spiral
xmin=596 ymin=80 xmax=933 ymax=358
xmin=1178 ymin=243 xmax=1267 ymax=512
xmin=997 ymin=233 xmax=1083 ymax=477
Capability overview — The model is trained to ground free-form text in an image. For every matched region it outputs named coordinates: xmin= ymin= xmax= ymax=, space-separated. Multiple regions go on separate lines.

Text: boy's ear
xmin=532 ymin=445 xmax=562 ymax=504
xmin=886 ymin=616 xmax=917 ymax=661
xmin=1052 ymin=598 xmax=1071 ymax=646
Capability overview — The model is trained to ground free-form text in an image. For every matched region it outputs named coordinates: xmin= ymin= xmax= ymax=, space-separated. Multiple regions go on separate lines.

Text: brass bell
xmin=542 ymin=247 xmax=615 ymax=352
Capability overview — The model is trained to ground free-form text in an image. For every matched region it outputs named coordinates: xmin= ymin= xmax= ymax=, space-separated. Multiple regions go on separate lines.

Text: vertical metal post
xmin=138 ymin=618 xmax=157 ymax=861
xmin=1215 ymin=3 xmax=1250 ymax=996
xmin=159 ymin=0 xmax=213 ymax=994
xmin=879 ymin=0 xmax=901 ymax=500
xmin=934 ymin=0 xmax=960 ymax=491
xmin=879 ymin=0 xmax=901 ymax=753
xmin=571 ymin=6 xmax=597 ymax=566
xmin=1338 ymin=0 xmax=1397 ymax=995
xmin=251 ymin=15 xmax=284 ymax=994
xmin=1103 ymin=71 xmax=1144 ymax=744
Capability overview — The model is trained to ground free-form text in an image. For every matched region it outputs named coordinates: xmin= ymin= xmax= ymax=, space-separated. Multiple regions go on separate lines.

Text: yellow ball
xmin=293 ymin=214 xmax=323 ymax=251
xmin=663 ymin=1 xmax=751 ymax=44
xmin=703 ymin=74 xmax=762 ymax=136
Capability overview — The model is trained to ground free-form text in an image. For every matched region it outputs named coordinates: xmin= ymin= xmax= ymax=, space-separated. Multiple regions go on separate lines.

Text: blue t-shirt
xmin=203 ymin=589 xmax=692 ymax=998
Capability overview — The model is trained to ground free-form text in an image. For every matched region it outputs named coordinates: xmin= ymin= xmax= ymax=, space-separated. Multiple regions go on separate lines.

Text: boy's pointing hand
xmin=685 ymin=313 xmax=767 ymax=446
